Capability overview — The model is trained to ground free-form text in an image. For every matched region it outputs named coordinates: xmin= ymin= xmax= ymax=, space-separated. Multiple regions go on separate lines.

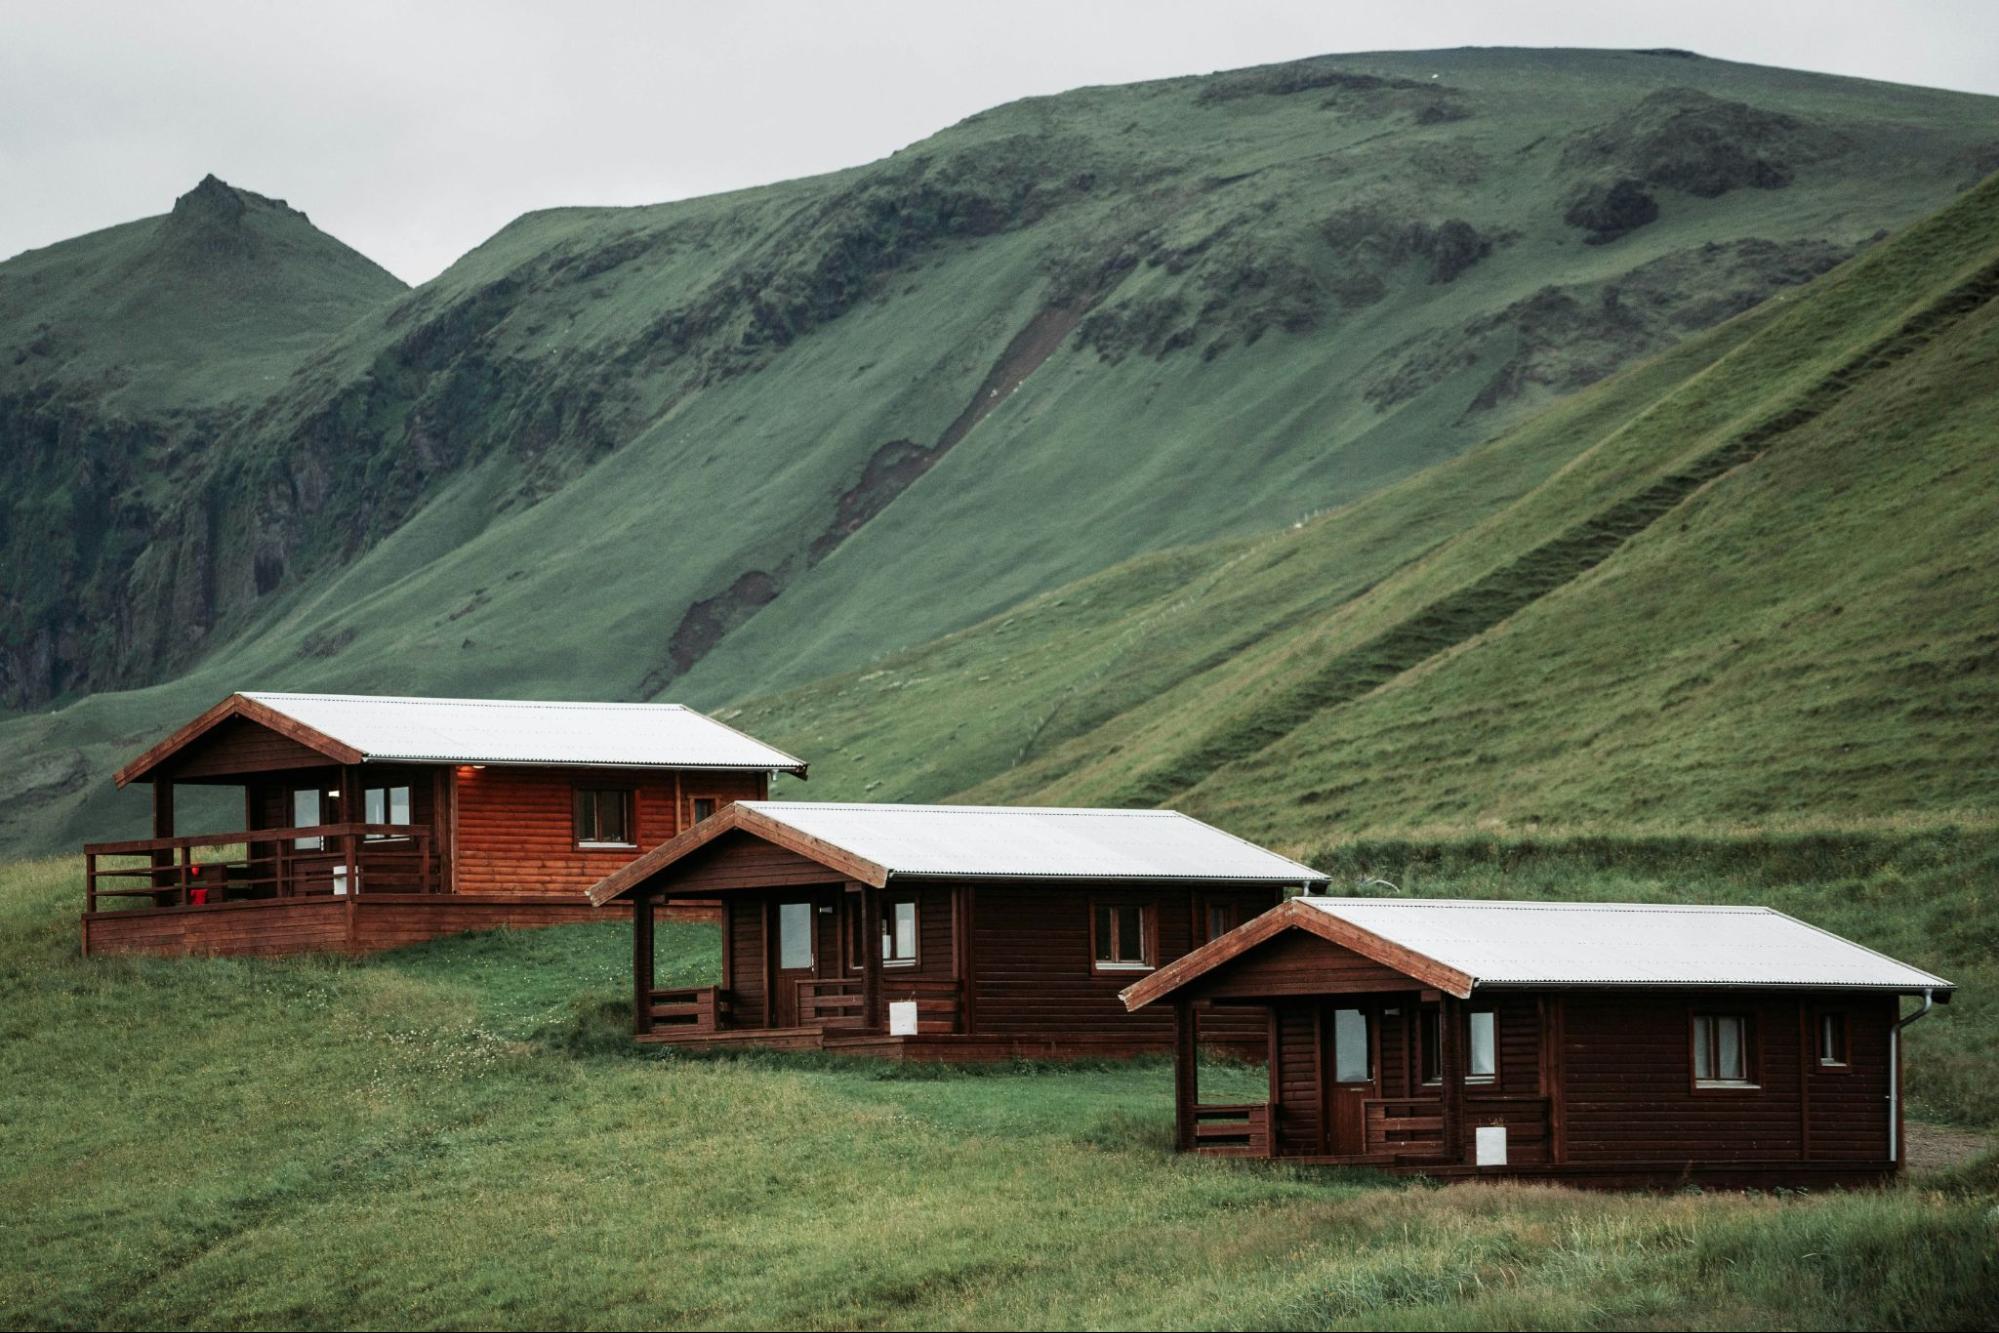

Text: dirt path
xmin=1903 ymin=1120 xmax=1991 ymax=1174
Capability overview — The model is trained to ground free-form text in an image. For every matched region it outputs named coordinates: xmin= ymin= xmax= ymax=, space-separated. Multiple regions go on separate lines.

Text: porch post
xmin=150 ymin=779 xmax=177 ymax=901
xmin=1174 ymin=996 xmax=1198 ymax=1152
xmin=632 ymin=889 xmax=656 ymax=1035
xmin=861 ymin=882 xmax=884 ymax=1031
xmin=1440 ymin=993 xmax=1466 ymax=1163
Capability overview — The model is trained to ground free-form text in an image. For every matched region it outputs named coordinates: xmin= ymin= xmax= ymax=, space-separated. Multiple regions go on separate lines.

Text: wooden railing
xmin=1192 ymin=1103 xmax=1271 ymax=1156
xmin=796 ymin=976 xmax=964 ymax=1033
xmin=649 ymin=985 xmax=732 ymax=1031
xmin=1365 ymin=1094 xmax=1552 ymax=1160
xmin=84 ymin=824 xmax=437 ymax=912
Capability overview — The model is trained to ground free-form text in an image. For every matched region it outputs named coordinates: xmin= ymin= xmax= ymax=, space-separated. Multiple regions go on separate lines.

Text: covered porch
xmin=1171 ymin=990 xmax=1552 ymax=1167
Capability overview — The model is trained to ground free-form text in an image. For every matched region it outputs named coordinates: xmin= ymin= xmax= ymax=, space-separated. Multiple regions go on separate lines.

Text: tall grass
xmin=3 ymin=848 xmax=1994 ymax=1329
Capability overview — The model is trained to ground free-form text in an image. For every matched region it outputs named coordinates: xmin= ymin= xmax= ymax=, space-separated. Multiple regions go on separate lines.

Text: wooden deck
xmin=80 ymin=893 xmax=690 ymax=957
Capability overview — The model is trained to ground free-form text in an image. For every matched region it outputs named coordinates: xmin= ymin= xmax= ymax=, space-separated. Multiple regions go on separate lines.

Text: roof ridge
xmin=1308 ymin=897 xmax=1774 ymax=913
xmin=245 ymin=691 xmax=692 ymax=711
xmin=743 ymin=800 xmax=1185 ymax=817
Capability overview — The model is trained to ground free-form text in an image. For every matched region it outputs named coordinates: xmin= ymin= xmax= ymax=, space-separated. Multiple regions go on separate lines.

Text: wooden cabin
xmin=83 ymin=691 xmax=806 ymax=957
xmin=587 ymin=801 xmax=1327 ymax=1059
xmin=1120 ymin=896 xmax=1954 ymax=1188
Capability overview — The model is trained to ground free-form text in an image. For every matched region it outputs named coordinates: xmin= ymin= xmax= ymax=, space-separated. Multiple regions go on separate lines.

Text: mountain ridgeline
xmin=4 ymin=47 xmax=1999 ymax=854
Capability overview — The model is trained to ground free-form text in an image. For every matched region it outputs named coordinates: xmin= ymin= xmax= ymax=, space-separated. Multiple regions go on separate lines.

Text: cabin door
xmin=767 ymin=895 xmax=823 ymax=1031
xmin=1324 ymin=1005 xmax=1376 ymax=1156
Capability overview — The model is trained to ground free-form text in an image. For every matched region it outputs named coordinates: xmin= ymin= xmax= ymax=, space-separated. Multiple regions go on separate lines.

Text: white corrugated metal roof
xmin=240 ymin=692 xmax=806 ymax=772
xmin=738 ymin=802 xmax=1329 ymax=884
xmin=1300 ymin=896 xmax=1951 ymax=992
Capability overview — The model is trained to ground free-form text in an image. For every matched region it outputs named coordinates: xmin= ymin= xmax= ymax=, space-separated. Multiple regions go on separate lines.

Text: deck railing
xmin=796 ymin=976 xmax=963 ymax=1033
xmin=84 ymin=824 xmax=437 ymax=913
xmin=1192 ymin=1103 xmax=1271 ymax=1156
xmin=649 ymin=985 xmax=733 ymax=1031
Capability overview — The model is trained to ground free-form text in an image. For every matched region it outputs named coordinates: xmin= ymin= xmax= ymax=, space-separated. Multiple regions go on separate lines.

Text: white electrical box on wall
xmin=888 ymin=1000 xmax=918 ymax=1036
xmin=1475 ymin=1124 xmax=1508 ymax=1166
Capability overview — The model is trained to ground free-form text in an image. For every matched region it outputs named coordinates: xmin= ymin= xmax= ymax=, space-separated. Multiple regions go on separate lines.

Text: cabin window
xmin=1817 ymin=1012 xmax=1850 ymax=1069
xmin=1203 ymin=901 xmax=1235 ymax=942
xmin=362 ymin=784 xmax=412 ymax=838
xmin=777 ymin=901 xmax=814 ymax=970
xmin=292 ymin=787 xmax=325 ymax=850
xmin=1092 ymin=901 xmax=1154 ymax=971
xmin=1467 ymin=1010 xmax=1498 ymax=1084
xmin=573 ymin=787 xmax=634 ymax=847
xmin=1417 ymin=1007 xmax=1494 ymax=1083
xmin=1333 ymin=1007 xmax=1371 ymax=1083
xmin=881 ymin=897 xmax=918 ymax=967
xmin=692 ymin=797 xmax=719 ymax=823
xmin=1693 ymin=1013 xmax=1757 ymax=1088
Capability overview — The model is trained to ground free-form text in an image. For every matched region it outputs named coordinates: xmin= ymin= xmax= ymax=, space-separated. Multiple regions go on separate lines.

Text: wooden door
xmin=770 ymin=898 xmax=818 ymax=1027
xmin=1325 ymin=1004 xmax=1377 ymax=1156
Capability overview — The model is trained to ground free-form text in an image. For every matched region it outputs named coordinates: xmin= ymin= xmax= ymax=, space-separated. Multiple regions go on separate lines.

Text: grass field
xmin=6 ymin=838 xmax=1995 ymax=1331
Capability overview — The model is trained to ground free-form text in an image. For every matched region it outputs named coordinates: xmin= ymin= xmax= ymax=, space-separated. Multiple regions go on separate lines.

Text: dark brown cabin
xmin=1121 ymin=896 xmax=1954 ymax=1188
xmin=587 ymin=801 xmax=1327 ymax=1060
xmin=83 ymin=691 xmax=806 ymax=957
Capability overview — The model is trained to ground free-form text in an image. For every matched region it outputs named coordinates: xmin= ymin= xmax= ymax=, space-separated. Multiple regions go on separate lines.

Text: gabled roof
xmin=1122 ymin=895 xmax=1954 ymax=1010
xmin=115 ymin=691 xmax=807 ymax=786
xmin=588 ymin=800 xmax=1328 ymax=905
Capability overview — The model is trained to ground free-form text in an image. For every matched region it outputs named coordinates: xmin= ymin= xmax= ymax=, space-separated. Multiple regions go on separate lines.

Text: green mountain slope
xmin=6 ymin=48 xmax=1999 ymax=854
xmin=726 ymin=170 xmax=1999 ymax=844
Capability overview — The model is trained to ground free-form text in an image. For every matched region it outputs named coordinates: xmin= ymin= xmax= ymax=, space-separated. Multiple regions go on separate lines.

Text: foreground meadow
xmin=3 ymin=846 xmax=1995 ymax=1330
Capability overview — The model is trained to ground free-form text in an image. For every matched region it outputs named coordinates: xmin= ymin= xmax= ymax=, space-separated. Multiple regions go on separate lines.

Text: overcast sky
xmin=6 ymin=0 xmax=1996 ymax=284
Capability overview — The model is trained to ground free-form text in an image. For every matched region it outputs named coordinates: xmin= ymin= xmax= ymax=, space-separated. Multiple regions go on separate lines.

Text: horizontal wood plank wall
xmin=1807 ymin=992 xmax=1895 ymax=1162
xmin=967 ymin=884 xmax=1274 ymax=1051
xmin=1272 ymin=1002 xmax=1323 ymax=1154
xmin=727 ymin=899 xmax=768 ymax=1027
xmin=1560 ymin=990 xmax=1815 ymax=1164
xmin=1195 ymin=930 xmax=1415 ymax=999
xmin=83 ymin=896 xmax=664 ymax=958
xmin=454 ymin=767 xmax=765 ymax=897
xmin=84 ymin=898 xmax=350 ymax=956
xmin=662 ymin=832 xmax=839 ymax=895
xmin=159 ymin=715 xmax=336 ymax=781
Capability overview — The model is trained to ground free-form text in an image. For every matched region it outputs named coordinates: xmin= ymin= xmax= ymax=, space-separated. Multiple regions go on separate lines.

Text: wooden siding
xmin=160 ymin=714 xmax=339 ymax=781
xmin=662 ymin=831 xmax=841 ymax=895
xmin=1194 ymin=930 xmax=1416 ymax=999
xmin=81 ymin=894 xmax=693 ymax=958
xmin=454 ymin=766 xmax=765 ymax=897
xmin=967 ymin=884 xmax=1274 ymax=1052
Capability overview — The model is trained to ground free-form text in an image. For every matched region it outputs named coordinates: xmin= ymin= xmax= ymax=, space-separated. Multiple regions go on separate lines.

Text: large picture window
xmin=573 ymin=787 xmax=634 ymax=847
xmin=1092 ymin=901 xmax=1154 ymax=972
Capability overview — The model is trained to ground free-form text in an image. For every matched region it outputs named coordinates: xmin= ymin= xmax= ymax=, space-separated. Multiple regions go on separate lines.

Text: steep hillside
xmin=726 ymin=170 xmax=1999 ymax=841
xmin=7 ymin=48 xmax=1999 ymax=855
xmin=7 ymin=49 xmax=1999 ymax=720
xmin=0 ymin=176 xmax=407 ymax=703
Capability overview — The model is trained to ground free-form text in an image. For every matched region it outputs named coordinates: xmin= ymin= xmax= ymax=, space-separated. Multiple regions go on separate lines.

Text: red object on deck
xmin=190 ymin=887 xmax=208 ymax=906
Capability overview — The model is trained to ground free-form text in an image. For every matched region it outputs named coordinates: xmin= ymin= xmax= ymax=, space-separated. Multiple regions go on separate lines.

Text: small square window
xmin=692 ymin=797 xmax=718 ymax=823
xmin=1092 ymin=901 xmax=1153 ymax=971
xmin=1694 ymin=1013 xmax=1757 ymax=1088
xmin=573 ymin=787 xmax=634 ymax=847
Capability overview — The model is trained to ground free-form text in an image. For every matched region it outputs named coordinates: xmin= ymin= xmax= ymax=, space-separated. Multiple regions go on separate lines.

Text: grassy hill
xmin=6 ymin=48 xmax=1999 ymax=858
xmin=725 ymin=169 xmax=1999 ymax=843
xmin=2 ymin=848 xmax=1993 ymax=1329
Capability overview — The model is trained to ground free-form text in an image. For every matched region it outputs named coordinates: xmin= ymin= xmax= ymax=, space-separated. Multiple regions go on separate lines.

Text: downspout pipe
xmin=1888 ymin=988 xmax=1936 ymax=1166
